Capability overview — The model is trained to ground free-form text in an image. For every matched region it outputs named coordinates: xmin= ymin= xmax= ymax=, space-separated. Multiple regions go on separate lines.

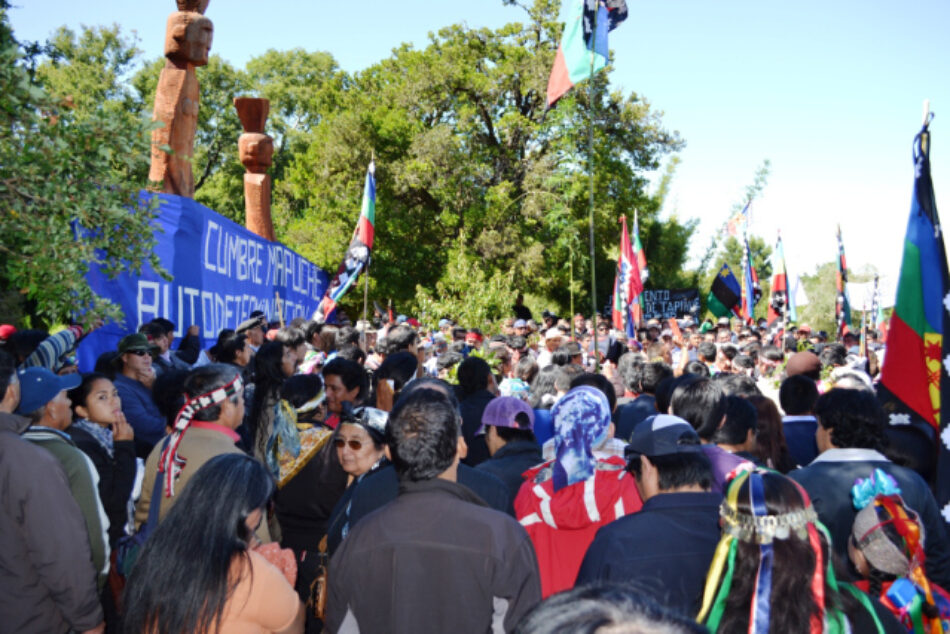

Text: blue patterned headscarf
xmin=551 ymin=386 xmax=611 ymax=492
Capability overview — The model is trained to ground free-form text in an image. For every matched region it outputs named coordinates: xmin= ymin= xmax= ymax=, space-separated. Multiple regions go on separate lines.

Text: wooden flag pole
xmin=275 ymin=291 xmax=285 ymax=328
xmin=586 ymin=3 xmax=601 ymax=373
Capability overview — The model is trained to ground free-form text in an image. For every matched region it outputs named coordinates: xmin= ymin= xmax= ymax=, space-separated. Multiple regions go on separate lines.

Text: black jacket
xmin=0 ymin=412 xmax=103 ymax=632
xmin=344 ymin=462 xmax=510 ymax=542
xmin=576 ymin=491 xmax=722 ymax=617
xmin=789 ymin=449 xmax=950 ymax=588
xmin=459 ymin=389 xmax=494 ymax=466
xmin=67 ymin=424 xmax=137 ymax=547
xmin=476 ymin=440 xmax=544 ymax=515
xmin=326 ymin=477 xmax=541 ymax=633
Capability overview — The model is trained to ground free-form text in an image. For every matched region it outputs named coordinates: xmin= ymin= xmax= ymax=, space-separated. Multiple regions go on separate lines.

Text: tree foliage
xmin=0 ymin=5 xmax=163 ymax=328
xmin=276 ymin=0 xmax=687 ymax=319
xmin=9 ymin=1 xmax=699 ymax=327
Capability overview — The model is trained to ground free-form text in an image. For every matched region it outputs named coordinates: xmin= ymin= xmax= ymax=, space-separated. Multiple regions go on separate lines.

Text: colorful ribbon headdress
xmin=698 ymin=469 xmax=856 ymax=634
xmin=158 ymin=373 xmax=243 ymax=497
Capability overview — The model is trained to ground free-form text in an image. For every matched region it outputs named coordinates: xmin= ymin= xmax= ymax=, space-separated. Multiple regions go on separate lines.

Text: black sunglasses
xmin=334 ymin=437 xmax=364 ymax=451
xmin=126 ymin=349 xmax=150 ymax=356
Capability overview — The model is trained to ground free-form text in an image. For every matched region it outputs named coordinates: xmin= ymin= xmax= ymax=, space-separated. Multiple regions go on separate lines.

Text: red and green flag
xmin=315 ymin=161 xmax=376 ymax=322
xmin=546 ymin=0 xmax=628 ymax=109
xmin=612 ymin=215 xmax=643 ymax=336
xmin=835 ymin=224 xmax=852 ymax=336
xmin=881 ymin=121 xmax=949 ymax=431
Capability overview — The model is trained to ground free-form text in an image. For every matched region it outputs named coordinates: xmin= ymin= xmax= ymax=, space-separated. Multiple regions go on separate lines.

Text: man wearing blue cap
xmin=0 ymin=352 xmax=104 ymax=633
xmin=18 ymin=366 xmax=110 ymax=586
xmin=577 ymin=414 xmax=721 ymax=617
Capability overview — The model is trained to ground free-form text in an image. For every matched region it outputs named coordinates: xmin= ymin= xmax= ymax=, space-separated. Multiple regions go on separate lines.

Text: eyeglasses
xmin=334 ymin=437 xmax=364 ymax=451
xmin=127 ymin=349 xmax=149 ymax=356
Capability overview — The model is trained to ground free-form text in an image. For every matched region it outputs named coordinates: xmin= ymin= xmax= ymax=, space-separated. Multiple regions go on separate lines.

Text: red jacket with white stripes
xmin=514 ymin=456 xmax=642 ymax=597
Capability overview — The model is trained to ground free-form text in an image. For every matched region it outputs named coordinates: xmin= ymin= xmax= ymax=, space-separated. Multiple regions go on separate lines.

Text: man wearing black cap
xmin=576 ymin=414 xmax=721 ymax=617
xmin=237 ymin=312 xmax=267 ymax=352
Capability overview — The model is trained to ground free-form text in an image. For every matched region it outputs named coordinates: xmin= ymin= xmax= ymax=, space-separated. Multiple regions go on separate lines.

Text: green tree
xmin=0 ymin=4 xmax=163 ymax=328
xmin=277 ymin=0 xmax=686 ymax=320
xmin=797 ymin=261 xmax=878 ymax=334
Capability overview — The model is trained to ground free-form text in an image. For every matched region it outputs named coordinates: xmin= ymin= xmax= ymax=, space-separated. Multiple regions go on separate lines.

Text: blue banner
xmin=77 ymin=193 xmax=328 ymax=370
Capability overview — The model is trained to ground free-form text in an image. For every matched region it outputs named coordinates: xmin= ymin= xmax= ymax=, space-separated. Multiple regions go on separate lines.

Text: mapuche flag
xmin=315 ymin=161 xmax=376 ymax=322
xmin=767 ymin=233 xmax=788 ymax=326
xmin=546 ymin=0 xmax=628 ymax=109
xmin=708 ymin=263 xmax=743 ymax=319
xmin=740 ymin=234 xmax=761 ymax=323
xmin=612 ymin=215 xmax=643 ymax=336
xmin=835 ymin=224 xmax=852 ymax=336
xmin=880 ymin=121 xmax=949 ymax=432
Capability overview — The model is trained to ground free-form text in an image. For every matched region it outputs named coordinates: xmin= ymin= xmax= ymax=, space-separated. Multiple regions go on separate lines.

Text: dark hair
xmin=334 ymin=326 xmax=360 ymax=349
xmin=569 ymin=373 xmax=617 ymax=412
xmin=387 ymin=388 xmax=459 ymax=481
xmin=67 ymin=372 xmax=113 ymax=417
xmin=304 ymin=320 xmax=323 ymax=345
xmin=120 ymin=454 xmax=275 ymax=634
xmin=336 ymin=344 xmax=366 ymax=365
xmin=515 ymin=583 xmax=708 ymax=634
xmin=494 ymin=424 xmax=537 ymax=444
xmin=514 ymin=356 xmax=538 ymax=383
xmin=375 ymin=351 xmax=418 ymax=396
xmin=248 ymin=342 xmax=291 ymax=454
xmin=747 ymin=395 xmax=796 ymax=473
xmin=183 ymin=365 xmax=242 ymax=423
xmin=720 ymin=344 xmax=738 ymax=361
xmin=711 ymin=395 xmax=758 ymax=446
xmin=715 ymin=372 xmax=761 ymax=398
xmin=713 ymin=472 xmax=860 ymax=634
xmin=322 ymin=357 xmax=367 ymax=401
xmin=151 ymin=317 xmax=176 ymax=335
xmin=387 ymin=325 xmax=418 ymax=353
xmin=215 ymin=333 xmax=247 ymax=365
xmin=457 ymin=356 xmax=492 ymax=397
xmin=395 ymin=377 xmax=460 ymax=411
xmin=451 ymin=327 xmax=467 ymax=341
xmin=697 ymin=341 xmax=717 ymax=363
xmin=671 ymin=377 xmax=725 ymax=441
xmin=280 ymin=374 xmax=323 ymax=408
xmin=139 ymin=322 xmax=165 ymax=341
xmin=819 ymin=343 xmax=848 ymax=368
xmin=779 ymin=375 xmax=819 ymax=416
xmin=761 ymin=345 xmax=784 ymax=363
xmin=639 ymin=361 xmax=672 ymax=395
xmin=528 ymin=365 xmax=559 ymax=410
xmin=655 ymin=374 xmax=691 ymax=415
xmin=0 ymin=349 xmax=15 ymax=400
xmin=507 ymin=335 xmax=527 ymax=350
xmin=732 ymin=354 xmax=755 ymax=371
xmin=274 ymin=327 xmax=305 ymax=350
xmin=152 ymin=369 xmax=190 ymax=429
xmin=814 ymin=388 xmax=886 ymax=451
xmin=550 ymin=347 xmax=570 ymax=366
xmin=684 ymin=360 xmax=710 ymax=377
xmin=436 ymin=350 xmax=463 ymax=372
xmin=628 ymin=446 xmax=712 ymax=492
xmin=553 ymin=364 xmax=584 ymax=393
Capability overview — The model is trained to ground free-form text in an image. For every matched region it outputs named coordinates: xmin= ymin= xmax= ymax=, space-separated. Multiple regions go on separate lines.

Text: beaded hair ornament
xmin=698 ymin=469 xmax=884 ymax=634
xmin=158 ymin=373 xmax=243 ymax=497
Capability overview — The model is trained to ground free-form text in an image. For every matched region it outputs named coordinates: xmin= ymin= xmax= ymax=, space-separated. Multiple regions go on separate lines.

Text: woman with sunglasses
xmin=325 ymin=405 xmax=389 ymax=555
xmin=121 ymin=453 xmax=304 ymax=634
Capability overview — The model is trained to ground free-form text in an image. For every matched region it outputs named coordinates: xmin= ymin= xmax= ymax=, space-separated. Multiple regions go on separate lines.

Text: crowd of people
xmin=1 ymin=303 xmax=948 ymax=633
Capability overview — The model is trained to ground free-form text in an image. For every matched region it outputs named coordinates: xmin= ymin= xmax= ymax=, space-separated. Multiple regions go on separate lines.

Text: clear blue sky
xmin=10 ymin=0 xmax=950 ymax=299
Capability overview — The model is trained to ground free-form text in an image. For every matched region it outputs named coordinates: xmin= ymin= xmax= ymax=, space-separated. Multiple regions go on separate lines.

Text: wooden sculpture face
xmin=164 ymin=12 xmax=213 ymax=67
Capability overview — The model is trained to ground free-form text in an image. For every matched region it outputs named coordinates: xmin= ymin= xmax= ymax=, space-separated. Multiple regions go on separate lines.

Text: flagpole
xmin=587 ymin=2 xmax=600 ymax=372
xmin=361 ymin=151 xmax=375 ymax=352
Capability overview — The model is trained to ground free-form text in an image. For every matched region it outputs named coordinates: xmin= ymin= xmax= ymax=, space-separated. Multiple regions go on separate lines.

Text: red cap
xmin=0 ymin=324 xmax=16 ymax=341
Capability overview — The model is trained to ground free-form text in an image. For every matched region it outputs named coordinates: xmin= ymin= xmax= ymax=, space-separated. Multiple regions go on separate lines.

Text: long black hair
xmin=120 ymin=454 xmax=275 ymax=634
xmin=248 ymin=341 xmax=290 ymax=456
